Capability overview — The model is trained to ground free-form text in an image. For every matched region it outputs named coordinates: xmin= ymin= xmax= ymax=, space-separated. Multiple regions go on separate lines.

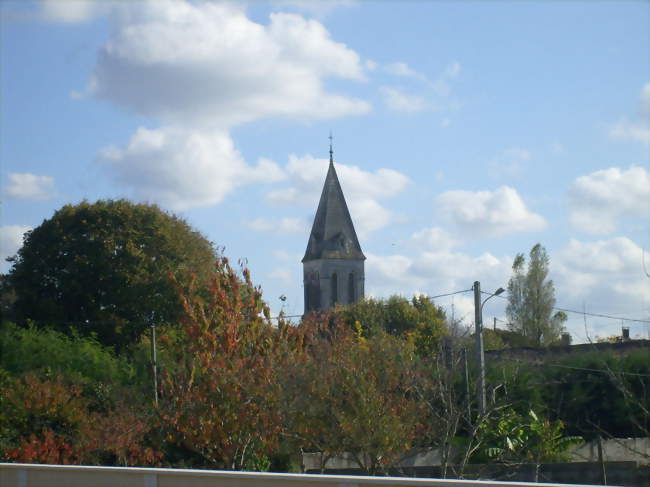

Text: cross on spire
xmin=329 ymin=132 xmax=334 ymax=164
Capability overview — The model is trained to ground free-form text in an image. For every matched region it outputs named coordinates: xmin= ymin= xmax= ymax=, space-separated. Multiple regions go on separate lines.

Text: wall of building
xmin=303 ymin=259 xmax=364 ymax=312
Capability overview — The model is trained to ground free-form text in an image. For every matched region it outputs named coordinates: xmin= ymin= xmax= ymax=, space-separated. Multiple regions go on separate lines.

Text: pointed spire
xmin=302 ymin=138 xmax=365 ymax=262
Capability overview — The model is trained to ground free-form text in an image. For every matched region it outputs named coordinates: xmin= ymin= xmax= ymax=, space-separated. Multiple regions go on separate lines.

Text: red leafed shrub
xmin=159 ymin=257 xmax=281 ymax=470
xmin=5 ymin=429 xmax=81 ymax=464
xmin=1 ymin=375 xmax=87 ymax=463
xmin=1 ymin=374 xmax=161 ymax=466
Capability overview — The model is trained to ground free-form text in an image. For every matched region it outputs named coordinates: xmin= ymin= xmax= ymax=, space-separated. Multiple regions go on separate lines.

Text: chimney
xmin=622 ymin=326 xmax=630 ymax=341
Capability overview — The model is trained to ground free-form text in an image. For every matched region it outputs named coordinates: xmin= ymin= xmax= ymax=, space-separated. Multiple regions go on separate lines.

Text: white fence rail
xmin=0 ymin=463 xmax=606 ymax=487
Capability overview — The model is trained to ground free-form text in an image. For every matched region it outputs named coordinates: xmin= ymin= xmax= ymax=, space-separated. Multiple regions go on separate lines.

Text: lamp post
xmin=473 ymin=281 xmax=505 ymax=415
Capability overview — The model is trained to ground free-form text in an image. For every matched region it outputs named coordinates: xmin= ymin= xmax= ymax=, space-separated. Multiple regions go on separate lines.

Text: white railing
xmin=0 ymin=463 xmax=604 ymax=487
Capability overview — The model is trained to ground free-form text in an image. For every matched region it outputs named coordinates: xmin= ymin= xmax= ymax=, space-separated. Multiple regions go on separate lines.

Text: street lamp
xmin=473 ymin=281 xmax=505 ymax=415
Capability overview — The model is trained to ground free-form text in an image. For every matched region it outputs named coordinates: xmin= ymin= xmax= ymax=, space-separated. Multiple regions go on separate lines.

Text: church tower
xmin=303 ymin=138 xmax=365 ymax=314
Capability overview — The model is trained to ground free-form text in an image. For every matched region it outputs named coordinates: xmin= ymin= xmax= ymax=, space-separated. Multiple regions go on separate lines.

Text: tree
xmin=159 ymin=256 xmax=281 ymax=470
xmin=506 ymin=244 xmax=566 ymax=346
xmin=281 ymin=314 xmax=427 ymax=475
xmin=7 ymin=200 xmax=217 ymax=350
xmin=336 ymin=295 xmax=448 ymax=355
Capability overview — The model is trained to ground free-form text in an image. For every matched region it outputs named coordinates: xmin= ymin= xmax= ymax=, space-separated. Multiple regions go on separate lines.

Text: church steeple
xmin=302 ymin=138 xmax=365 ymax=263
xmin=303 ymin=137 xmax=365 ymax=314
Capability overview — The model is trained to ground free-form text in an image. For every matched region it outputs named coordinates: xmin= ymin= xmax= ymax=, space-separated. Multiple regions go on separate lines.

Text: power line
xmin=427 ymin=288 xmax=473 ymax=300
xmin=479 ymin=291 xmax=650 ymax=325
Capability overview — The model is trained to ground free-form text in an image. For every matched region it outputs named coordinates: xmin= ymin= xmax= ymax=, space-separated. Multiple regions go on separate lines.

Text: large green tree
xmin=506 ymin=244 xmax=566 ymax=346
xmin=7 ymin=200 xmax=217 ymax=350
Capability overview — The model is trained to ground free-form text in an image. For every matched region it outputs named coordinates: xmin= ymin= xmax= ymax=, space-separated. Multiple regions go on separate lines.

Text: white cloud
xmin=436 ymin=186 xmax=546 ymax=237
xmin=98 ymin=126 xmax=284 ymax=211
xmin=1 ymin=225 xmax=31 ymax=272
xmin=569 ymin=166 xmax=650 ymax=235
xmin=247 ymin=217 xmax=308 ymax=234
xmin=554 ymin=237 xmax=650 ymax=338
xmin=86 ymin=1 xmax=369 ymax=127
xmin=366 ymin=252 xmax=423 ymax=293
xmin=81 ymin=0 xmax=372 ymax=210
xmin=610 ymin=82 xmax=650 ymax=143
xmin=411 ymin=227 xmax=458 ymax=251
xmin=4 ymin=173 xmax=54 ymax=200
xmin=40 ymin=0 xmax=106 ymax=23
xmin=380 ymin=87 xmax=426 ymax=113
xmin=414 ymin=250 xmax=511 ymax=290
xmin=379 ymin=61 xmax=461 ymax=113
xmin=611 ymin=122 xmax=650 ymax=143
xmin=365 ymin=59 xmax=378 ymax=71
xmin=365 ymin=247 xmax=512 ymax=324
xmin=267 ymin=154 xmax=409 ymax=236
xmin=384 ymin=62 xmax=420 ymax=78
xmin=429 ymin=61 xmax=462 ymax=97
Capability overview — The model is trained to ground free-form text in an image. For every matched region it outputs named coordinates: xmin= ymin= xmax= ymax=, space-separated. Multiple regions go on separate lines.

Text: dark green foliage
xmin=487 ymin=348 xmax=650 ymax=438
xmin=6 ymin=199 xmax=217 ymax=350
xmin=0 ymin=321 xmax=134 ymax=385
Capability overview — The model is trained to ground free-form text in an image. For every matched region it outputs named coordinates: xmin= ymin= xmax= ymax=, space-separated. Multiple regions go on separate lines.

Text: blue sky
xmin=2 ymin=0 xmax=649 ymax=341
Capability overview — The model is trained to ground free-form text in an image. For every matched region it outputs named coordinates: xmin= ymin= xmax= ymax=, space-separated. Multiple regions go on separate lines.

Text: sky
xmin=1 ymin=0 xmax=649 ymax=342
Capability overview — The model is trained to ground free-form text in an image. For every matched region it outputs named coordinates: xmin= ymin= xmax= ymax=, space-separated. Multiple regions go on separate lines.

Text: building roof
xmin=302 ymin=158 xmax=365 ymax=262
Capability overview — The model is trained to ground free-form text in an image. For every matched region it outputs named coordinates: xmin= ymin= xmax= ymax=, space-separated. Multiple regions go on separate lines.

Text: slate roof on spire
xmin=302 ymin=157 xmax=365 ymax=262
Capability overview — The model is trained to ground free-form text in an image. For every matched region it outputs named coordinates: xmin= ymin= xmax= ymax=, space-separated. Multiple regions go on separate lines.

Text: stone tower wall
xmin=303 ymin=259 xmax=364 ymax=313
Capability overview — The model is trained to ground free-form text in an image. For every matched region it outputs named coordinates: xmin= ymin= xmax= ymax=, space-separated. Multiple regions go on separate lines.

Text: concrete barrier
xmin=0 ymin=464 xmax=606 ymax=487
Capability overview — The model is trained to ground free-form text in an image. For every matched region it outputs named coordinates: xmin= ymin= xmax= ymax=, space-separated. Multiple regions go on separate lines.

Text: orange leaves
xmin=2 ymin=375 xmax=161 ymax=467
xmin=160 ymin=257 xmax=281 ymax=470
xmin=5 ymin=429 xmax=80 ymax=465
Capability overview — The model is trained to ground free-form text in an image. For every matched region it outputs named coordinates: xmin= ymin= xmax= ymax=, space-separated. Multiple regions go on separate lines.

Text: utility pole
xmin=474 ymin=281 xmax=486 ymax=415
xmin=151 ymin=323 xmax=158 ymax=406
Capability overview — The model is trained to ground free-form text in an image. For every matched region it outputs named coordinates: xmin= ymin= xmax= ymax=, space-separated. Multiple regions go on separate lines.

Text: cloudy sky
xmin=2 ymin=0 xmax=649 ymax=341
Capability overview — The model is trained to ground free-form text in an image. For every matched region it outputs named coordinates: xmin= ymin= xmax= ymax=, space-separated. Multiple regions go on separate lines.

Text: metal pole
xmin=597 ymin=435 xmax=607 ymax=485
xmin=474 ymin=281 xmax=486 ymax=415
xmin=463 ymin=348 xmax=471 ymax=421
xmin=151 ymin=323 xmax=158 ymax=406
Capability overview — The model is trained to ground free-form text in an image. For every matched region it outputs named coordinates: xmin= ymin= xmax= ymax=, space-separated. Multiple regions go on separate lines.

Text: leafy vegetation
xmin=0 ymin=322 xmax=134 ymax=384
xmin=6 ymin=199 xmax=217 ymax=350
xmin=1 ymin=215 xmax=647 ymax=475
xmin=506 ymin=244 xmax=567 ymax=346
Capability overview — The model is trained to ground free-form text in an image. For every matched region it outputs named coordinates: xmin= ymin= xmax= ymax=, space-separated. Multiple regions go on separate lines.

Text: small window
xmin=331 ymin=273 xmax=338 ymax=306
xmin=348 ymin=272 xmax=355 ymax=303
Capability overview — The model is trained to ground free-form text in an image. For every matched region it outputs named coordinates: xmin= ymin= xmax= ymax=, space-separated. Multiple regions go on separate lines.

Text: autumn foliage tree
xmin=281 ymin=313 xmax=430 ymax=475
xmin=158 ymin=256 xmax=281 ymax=470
